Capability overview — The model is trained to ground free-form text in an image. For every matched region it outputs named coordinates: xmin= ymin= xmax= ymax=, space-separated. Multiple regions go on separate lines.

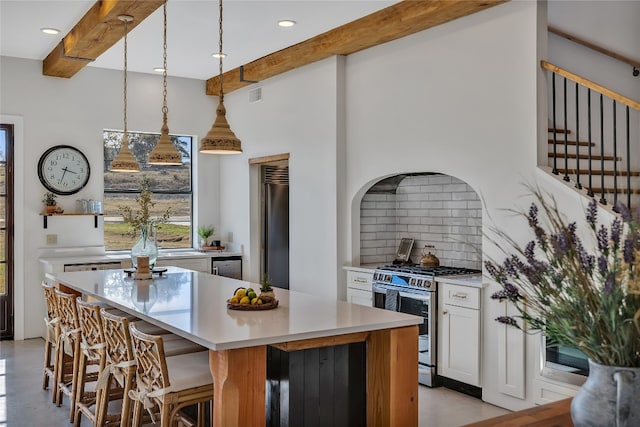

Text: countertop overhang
xmin=49 ymin=267 xmax=422 ymax=351
xmin=39 ymin=250 xmax=242 ymax=266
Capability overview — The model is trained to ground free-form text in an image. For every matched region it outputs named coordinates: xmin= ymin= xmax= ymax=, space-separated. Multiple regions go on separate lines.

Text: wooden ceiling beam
xmin=43 ymin=0 xmax=164 ymax=78
xmin=206 ymin=0 xmax=507 ymax=95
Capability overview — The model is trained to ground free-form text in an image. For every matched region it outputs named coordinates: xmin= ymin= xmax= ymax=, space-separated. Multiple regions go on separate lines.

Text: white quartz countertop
xmin=437 ymin=274 xmax=485 ymax=288
xmin=39 ymin=250 xmax=241 ymax=266
xmin=50 ymin=267 xmax=422 ymax=351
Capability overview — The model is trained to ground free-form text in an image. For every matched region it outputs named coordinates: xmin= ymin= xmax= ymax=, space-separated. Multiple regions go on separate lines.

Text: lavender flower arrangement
xmin=486 ymin=192 xmax=640 ymax=367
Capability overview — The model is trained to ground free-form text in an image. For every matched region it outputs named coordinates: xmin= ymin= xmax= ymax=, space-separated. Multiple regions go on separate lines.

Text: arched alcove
xmin=358 ymin=172 xmax=482 ymax=269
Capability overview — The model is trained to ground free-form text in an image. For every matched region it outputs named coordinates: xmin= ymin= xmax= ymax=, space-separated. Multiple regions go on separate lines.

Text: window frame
xmin=103 ymin=129 xmax=194 ymax=251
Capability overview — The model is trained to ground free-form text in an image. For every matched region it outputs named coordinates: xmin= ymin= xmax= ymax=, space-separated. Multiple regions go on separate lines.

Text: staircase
xmin=542 ymin=61 xmax=640 ymax=210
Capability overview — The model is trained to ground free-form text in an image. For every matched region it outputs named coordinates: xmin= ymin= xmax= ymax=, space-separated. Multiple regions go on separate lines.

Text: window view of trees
xmin=104 ymin=130 xmax=192 ymax=250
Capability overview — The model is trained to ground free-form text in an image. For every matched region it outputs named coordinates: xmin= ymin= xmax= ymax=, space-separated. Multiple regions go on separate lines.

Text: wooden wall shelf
xmin=40 ymin=213 xmax=103 ymax=229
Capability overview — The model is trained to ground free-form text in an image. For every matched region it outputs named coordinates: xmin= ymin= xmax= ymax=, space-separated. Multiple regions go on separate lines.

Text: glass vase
xmin=131 ymin=224 xmax=158 ymax=269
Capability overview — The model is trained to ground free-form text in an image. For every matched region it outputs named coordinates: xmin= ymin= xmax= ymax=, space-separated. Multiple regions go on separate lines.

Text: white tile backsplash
xmin=360 ymin=174 xmax=481 ymax=269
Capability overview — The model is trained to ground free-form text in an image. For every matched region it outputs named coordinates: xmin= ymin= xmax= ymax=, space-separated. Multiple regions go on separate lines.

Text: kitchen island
xmin=48 ymin=267 xmax=422 ymax=427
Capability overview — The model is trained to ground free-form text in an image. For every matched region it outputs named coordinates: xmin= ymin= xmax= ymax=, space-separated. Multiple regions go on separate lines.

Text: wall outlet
xmin=228 ymin=231 xmax=233 ymax=243
xmin=46 ymin=234 xmax=58 ymax=245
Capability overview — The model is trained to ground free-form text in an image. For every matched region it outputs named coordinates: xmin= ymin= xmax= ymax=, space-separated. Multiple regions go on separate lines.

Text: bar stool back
xmin=99 ymin=308 xmax=138 ymax=427
xmin=42 ymin=282 xmax=59 ymax=396
xmin=53 ymin=289 xmax=82 ymax=422
xmin=74 ymin=298 xmax=111 ymax=427
xmin=129 ymin=323 xmax=213 ymax=427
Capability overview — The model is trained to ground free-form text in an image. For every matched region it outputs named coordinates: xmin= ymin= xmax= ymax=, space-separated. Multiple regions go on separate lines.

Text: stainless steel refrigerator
xmin=262 ymin=165 xmax=289 ymax=289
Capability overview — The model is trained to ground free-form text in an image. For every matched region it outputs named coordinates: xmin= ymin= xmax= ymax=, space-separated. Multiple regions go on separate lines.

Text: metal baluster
xmin=626 ymin=106 xmax=631 ymax=209
xmin=599 ymin=94 xmax=606 ymax=205
xmin=587 ymin=90 xmax=593 ymax=197
xmin=563 ymin=78 xmax=569 ymax=181
xmin=552 ymin=72 xmax=558 ymax=175
xmin=575 ymin=82 xmax=581 ymax=189
xmin=612 ymin=100 xmax=618 ymax=211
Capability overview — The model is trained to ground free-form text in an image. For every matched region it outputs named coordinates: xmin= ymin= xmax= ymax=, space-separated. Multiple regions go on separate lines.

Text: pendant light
xmin=148 ymin=2 xmax=182 ymax=165
xmin=200 ymin=0 xmax=242 ymax=154
xmin=110 ymin=15 xmax=140 ymax=172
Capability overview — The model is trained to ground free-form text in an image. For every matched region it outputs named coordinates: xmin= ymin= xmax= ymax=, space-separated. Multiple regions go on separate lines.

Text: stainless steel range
xmin=372 ymin=264 xmax=480 ymax=387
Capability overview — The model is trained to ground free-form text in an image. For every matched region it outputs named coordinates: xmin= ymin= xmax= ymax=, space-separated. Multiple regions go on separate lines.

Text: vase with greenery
xmin=119 ymin=179 xmax=171 ymax=269
xmin=486 ymin=191 xmax=640 ymax=426
xmin=197 ymin=225 xmax=215 ymax=248
xmin=42 ymin=192 xmax=57 ymax=214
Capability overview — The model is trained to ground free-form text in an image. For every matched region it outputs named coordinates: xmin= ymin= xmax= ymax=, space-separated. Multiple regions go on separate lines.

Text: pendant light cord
xmin=162 ymin=2 xmax=168 ymax=121
xmin=218 ymin=0 xmax=224 ymax=102
xmin=123 ymin=17 xmax=129 ymax=137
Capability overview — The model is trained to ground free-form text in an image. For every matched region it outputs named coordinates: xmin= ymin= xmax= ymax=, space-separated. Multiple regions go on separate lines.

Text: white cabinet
xmin=533 ymin=377 xmax=580 ymax=405
xmin=155 ymin=257 xmax=210 ymax=274
xmin=345 ymin=269 xmax=373 ymax=307
xmin=438 ymin=282 xmax=481 ymax=387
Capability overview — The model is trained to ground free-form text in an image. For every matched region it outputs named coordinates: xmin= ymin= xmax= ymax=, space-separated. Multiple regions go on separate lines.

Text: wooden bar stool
xmin=128 ymin=322 xmax=213 ymax=427
xmin=53 ymin=289 xmax=83 ymax=422
xmin=74 ymin=298 xmax=113 ymax=427
xmin=99 ymin=309 xmax=208 ymax=427
xmin=42 ymin=282 xmax=60 ymax=397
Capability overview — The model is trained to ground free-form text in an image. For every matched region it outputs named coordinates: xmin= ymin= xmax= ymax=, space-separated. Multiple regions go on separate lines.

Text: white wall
xmin=214 ymin=0 xmax=545 ymax=409
xmin=548 ymin=1 xmax=640 ymax=100
xmin=0 ymin=56 xmax=219 ymax=338
xmin=218 ymin=57 xmax=342 ymax=298
xmin=344 ymin=1 xmax=541 ymax=410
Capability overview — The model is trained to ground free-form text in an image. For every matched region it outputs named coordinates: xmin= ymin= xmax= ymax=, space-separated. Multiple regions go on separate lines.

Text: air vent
xmin=249 ymin=87 xmax=262 ymax=103
xmin=263 ymin=165 xmax=288 ymax=185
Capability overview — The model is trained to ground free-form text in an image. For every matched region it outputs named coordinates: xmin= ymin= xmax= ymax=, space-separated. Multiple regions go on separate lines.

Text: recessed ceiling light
xmin=277 ymin=20 xmax=296 ymax=28
xmin=41 ymin=28 xmax=60 ymax=35
xmin=153 ymin=67 xmax=165 ymax=73
xmin=211 ymin=53 xmax=227 ymax=59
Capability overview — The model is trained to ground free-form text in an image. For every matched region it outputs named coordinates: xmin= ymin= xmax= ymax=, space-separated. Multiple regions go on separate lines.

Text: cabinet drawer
xmin=155 ymin=258 xmax=209 ymax=273
xmin=347 ymin=270 xmax=373 ymax=291
xmin=440 ymin=283 xmax=480 ymax=309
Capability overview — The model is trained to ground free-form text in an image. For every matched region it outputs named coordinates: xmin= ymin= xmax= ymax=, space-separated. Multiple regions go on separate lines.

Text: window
xmin=103 ymin=130 xmax=192 ymax=250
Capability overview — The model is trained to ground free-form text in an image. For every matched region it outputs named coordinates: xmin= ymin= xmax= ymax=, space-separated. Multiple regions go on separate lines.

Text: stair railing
xmin=542 ymin=60 xmax=640 ymax=210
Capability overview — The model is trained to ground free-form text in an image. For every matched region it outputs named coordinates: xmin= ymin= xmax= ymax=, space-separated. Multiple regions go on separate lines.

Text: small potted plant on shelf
xmin=197 ymin=225 xmax=215 ymax=248
xmin=42 ymin=192 xmax=57 ymax=214
xmin=260 ymin=274 xmax=275 ymax=299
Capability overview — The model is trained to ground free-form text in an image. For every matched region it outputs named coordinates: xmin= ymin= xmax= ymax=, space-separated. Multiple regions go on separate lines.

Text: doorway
xmin=0 ymin=124 xmax=14 ymax=339
xmin=261 ymin=163 xmax=289 ymax=289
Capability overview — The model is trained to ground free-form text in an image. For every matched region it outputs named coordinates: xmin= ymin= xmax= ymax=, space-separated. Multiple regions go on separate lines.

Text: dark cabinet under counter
xmin=211 ymin=256 xmax=242 ymax=279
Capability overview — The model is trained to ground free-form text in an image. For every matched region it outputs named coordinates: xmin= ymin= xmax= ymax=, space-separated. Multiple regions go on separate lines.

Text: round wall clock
xmin=38 ymin=145 xmax=91 ymax=195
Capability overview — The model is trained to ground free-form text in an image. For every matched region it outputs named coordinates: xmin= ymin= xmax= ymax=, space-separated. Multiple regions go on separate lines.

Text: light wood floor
xmin=0 ymin=338 xmax=509 ymax=426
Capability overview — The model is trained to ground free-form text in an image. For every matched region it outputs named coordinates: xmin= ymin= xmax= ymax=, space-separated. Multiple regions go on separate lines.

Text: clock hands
xmin=58 ymin=167 xmax=78 ymax=184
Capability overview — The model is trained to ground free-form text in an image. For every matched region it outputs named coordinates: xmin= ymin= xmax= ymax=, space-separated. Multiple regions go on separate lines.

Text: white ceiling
xmin=0 ymin=0 xmax=396 ymax=80
xmin=1 ymin=1 xmax=637 ymax=82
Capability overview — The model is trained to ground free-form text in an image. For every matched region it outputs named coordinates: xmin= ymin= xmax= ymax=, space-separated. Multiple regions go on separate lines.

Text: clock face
xmin=38 ymin=145 xmax=91 ymax=195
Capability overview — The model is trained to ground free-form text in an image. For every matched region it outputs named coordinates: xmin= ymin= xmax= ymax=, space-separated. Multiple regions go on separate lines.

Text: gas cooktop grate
xmin=375 ymin=265 xmax=480 ymax=277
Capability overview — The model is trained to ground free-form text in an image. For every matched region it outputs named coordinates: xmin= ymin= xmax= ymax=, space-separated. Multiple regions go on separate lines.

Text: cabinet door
xmin=347 ymin=288 xmax=372 ymax=307
xmin=439 ymin=303 xmax=480 ymax=386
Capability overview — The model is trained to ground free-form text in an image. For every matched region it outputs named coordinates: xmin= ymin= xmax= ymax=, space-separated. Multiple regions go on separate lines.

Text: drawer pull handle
xmin=452 ymin=293 xmax=468 ymax=299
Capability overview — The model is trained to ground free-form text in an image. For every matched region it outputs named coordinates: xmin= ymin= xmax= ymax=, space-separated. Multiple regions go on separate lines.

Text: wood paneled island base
xmin=209 ymin=326 xmax=419 ymax=427
xmin=464 ymin=398 xmax=573 ymax=427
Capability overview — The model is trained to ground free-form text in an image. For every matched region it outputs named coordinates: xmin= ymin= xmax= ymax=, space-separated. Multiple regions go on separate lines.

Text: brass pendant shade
xmin=149 ymin=122 xmax=182 ymax=164
xmin=110 ymin=134 xmax=140 ymax=172
xmin=200 ymin=99 xmax=242 ymax=154
xmin=110 ymin=15 xmax=140 ymax=173
xmin=148 ymin=2 xmax=182 ymax=165
xmin=200 ymin=0 xmax=242 ymax=155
